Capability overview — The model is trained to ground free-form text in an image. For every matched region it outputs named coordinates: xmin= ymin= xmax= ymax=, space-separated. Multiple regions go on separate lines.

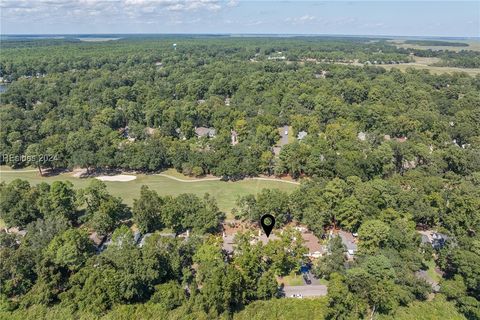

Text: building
xmin=395 ymin=136 xmax=408 ymax=143
xmin=297 ymin=131 xmax=308 ymax=140
xmin=195 ymin=127 xmax=216 ymax=138
xmin=419 ymin=230 xmax=449 ymax=250
xmin=302 ymin=232 xmax=326 ymax=259
xmin=357 ymin=132 xmax=366 ymax=141
xmin=267 ymin=55 xmax=286 ymax=60
xmin=89 ymin=232 xmax=106 ymax=247
xmin=6 ymin=227 xmax=27 ymax=237
xmin=221 ymin=231 xmax=280 ymax=254
xmin=338 ymin=230 xmax=358 ymax=259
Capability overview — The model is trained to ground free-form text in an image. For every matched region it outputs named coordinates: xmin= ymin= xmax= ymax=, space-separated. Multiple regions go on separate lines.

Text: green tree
xmin=133 ymin=186 xmax=164 ymax=233
xmin=358 ymin=220 xmax=390 ymax=255
xmin=44 ymin=229 xmax=94 ymax=272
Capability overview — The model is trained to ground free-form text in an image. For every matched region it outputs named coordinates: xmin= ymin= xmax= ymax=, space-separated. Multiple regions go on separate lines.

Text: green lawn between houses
xmin=0 ymin=167 xmax=298 ymax=215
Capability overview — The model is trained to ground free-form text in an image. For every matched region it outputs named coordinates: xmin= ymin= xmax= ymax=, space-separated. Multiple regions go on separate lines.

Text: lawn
xmin=278 ymin=272 xmax=304 ymax=286
xmin=0 ymin=167 xmax=298 ymax=214
xmin=425 ymin=260 xmax=442 ymax=284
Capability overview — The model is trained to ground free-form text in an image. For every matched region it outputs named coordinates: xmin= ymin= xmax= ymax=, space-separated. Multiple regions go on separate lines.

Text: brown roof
xmin=88 ymin=232 xmax=106 ymax=246
xmin=302 ymin=232 xmax=325 ymax=253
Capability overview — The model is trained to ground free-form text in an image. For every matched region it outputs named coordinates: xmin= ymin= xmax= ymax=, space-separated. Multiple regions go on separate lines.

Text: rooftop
xmin=297 ymin=131 xmax=308 ymax=140
xmin=338 ymin=230 xmax=357 ymax=252
xmin=195 ymin=127 xmax=216 ymax=138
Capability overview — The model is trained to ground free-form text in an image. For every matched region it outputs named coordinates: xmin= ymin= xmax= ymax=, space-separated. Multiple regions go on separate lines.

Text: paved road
xmin=283 ymin=285 xmax=328 ymax=297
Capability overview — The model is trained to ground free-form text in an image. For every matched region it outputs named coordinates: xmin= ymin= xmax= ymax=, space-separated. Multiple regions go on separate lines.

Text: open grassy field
xmin=376 ymin=61 xmax=480 ymax=76
xmin=0 ymin=167 xmax=298 ymax=214
xmin=388 ymin=39 xmax=480 ymax=52
xmin=320 ymin=54 xmax=480 ymax=76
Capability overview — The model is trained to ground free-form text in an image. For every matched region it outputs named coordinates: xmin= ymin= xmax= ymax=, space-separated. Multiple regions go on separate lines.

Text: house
xmin=195 ymin=127 xmax=216 ymax=138
xmin=302 ymin=232 xmax=326 ymax=259
xmin=297 ymin=131 xmax=308 ymax=140
xmin=177 ymin=229 xmax=190 ymax=238
xmin=6 ymin=227 xmax=27 ymax=237
xmin=338 ymin=230 xmax=357 ymax=259
xmin=314 ymin=70 xmax=328 ymax=79
xmin=357 ymin=132 xmax=366 ymax=141
xmin=222 ymin=225 xmax=326 ymax=260
xmin=431 ymin=233 xmax=449 ymax=249
xmin=419 ymin=230 xmax=449 ymax=250
xmin=89 ymin=232 xmax=106 ymax=247
xmin=145 ymin=127 xmax=157 ymax=135
xmin=221 ymin=231 xmax=280 ymax=254
xmin=402 ymin=159 xmax=417 ymax=169
xmin=267 ymin=53 xmax=286 ymax=60
xmin=254 ymin=230 xmax=280 ymax=245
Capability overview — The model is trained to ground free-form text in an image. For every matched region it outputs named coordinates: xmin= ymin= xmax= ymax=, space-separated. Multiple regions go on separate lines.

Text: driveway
xmin=283 ymin=285 xmax=328 ymax=297
xmin=279 ymin=125 xmax=289 ymax=146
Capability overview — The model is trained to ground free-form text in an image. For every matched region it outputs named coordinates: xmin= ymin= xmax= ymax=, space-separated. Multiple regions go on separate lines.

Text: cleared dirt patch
xmin=96 ymin=175 xmax=137 ymax=182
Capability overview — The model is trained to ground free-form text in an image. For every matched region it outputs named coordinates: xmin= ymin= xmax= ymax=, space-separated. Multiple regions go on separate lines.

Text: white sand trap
xmin=96 ymin=175 xmax=137 ymax=182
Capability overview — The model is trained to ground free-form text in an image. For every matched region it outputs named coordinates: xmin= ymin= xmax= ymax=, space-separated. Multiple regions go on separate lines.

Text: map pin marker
xmin=260 ymin=214 xmax=275 ymax=238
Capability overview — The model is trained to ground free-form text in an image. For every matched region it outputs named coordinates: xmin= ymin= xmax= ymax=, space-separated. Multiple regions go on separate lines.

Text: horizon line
xmin=1 ymin=33 xmax=479 ymax=40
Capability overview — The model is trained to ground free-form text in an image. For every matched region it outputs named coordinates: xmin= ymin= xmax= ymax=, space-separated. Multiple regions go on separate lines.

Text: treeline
xmin=1 ymin=39 xmax=479 ymax=181
xmin=404 ymin=40 xmax=470 ymax=47
xmin=0 ymin=179 xmax=310 ymax=318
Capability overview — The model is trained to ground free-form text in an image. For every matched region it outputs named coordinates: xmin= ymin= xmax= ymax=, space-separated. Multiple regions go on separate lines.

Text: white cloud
xmin=123 ymin=0 xmax=224 ymax=12
xmin=285 ymin=15 xmax=316 ymax=25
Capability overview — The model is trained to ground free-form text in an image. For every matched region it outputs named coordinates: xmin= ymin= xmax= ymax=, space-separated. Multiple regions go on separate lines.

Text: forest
xmin=0 ymin=36 xmax=479 ymax=319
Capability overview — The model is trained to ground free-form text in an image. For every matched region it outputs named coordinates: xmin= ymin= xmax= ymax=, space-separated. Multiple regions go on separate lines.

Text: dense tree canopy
xmin=1 ymin=36 xmax=479 ymax=319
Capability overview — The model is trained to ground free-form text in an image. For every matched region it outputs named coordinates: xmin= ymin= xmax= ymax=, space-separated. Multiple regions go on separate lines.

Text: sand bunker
xmin=96 ymin=175 xmax=137 ymax=182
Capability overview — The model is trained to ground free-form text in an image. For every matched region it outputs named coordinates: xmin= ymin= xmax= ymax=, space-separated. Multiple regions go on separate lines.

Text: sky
xmin=1 ymin=0 xmax=479 ymax=37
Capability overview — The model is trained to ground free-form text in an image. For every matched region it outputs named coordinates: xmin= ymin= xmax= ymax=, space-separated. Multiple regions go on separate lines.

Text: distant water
xmin=77 ymin=37 xmax=121 ymax=42
xmin=0 ymin=84 xmax=7 ymax=94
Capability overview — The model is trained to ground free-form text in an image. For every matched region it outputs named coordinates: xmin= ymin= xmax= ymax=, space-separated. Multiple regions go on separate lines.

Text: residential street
xmin=283 ymin=285 xmax=328 ymax=298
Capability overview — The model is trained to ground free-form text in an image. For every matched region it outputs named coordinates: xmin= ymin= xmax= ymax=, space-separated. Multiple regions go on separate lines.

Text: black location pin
xmin=260 ymin=214 xmax=275 ymax=237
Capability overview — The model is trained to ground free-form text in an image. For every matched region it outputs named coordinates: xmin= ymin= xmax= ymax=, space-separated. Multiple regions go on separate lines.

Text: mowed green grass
xmin=389 ymin=39 xmax=480 ymax=52
xmin=0 ymin=168 xmax=298 ymax=214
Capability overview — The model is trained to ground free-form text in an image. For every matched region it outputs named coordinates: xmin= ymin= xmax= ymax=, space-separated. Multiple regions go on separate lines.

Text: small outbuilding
xmin=297 ymin=131 xmax=308 ymax=140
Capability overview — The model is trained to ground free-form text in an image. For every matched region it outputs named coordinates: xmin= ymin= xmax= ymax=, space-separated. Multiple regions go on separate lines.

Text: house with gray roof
xmin=338 ymin=230 xmax=358 ymax=259
xmin=195 ymin=127 xmax=216 ymax=138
